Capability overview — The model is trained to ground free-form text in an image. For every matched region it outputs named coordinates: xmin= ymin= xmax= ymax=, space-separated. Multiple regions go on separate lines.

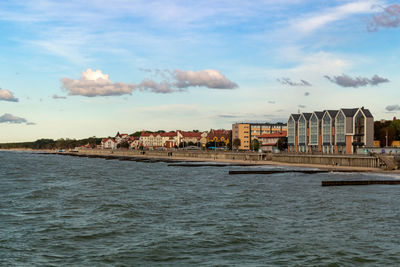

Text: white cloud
xmin=173 ymin=69 xmax=238 ymax=89
xmin=137 ymin=79 xmax=176 ymax=94
xmin=0 ymin=89 xmax=19 ymax=102
xmin=61 ymin=68 xmax=136 ymax=97
xmin=292 ymin=1 xmax=380 ymax=34
xmin=61 ymin=68 xmax=238 ymax=97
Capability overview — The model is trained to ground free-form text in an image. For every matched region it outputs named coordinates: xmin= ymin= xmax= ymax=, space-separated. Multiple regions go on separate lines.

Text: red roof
xmin=181 ymin=131 xmax=202 ymax=138
xmin=140 ymin=131 xmax=152 ymax=137
xmin=101 ymin=138 xmax=116 ymax=143
xmin=161 ymin=131 xmax=178 ymax=137
xmin=258 ymin=131 xmax=287 ymax=138
xmin=208 ymin=129 xmax=231 ymax=139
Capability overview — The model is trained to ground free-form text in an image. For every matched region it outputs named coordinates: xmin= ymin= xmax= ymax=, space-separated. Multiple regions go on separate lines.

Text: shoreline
xmin=2 ymin=148 xmax=399 ymax=174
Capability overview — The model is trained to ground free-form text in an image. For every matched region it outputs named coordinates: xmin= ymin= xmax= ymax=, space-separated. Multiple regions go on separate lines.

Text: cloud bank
xmin=324 ymin=74 xmax=389 ymax=87
xmin=386 ymin=104 xmax=400 ymax=111
xmin=61 ymin=68 xmax=238 ymax=97
xmin=277 ymin=77 xmax=311 ymax=86
xmin=0 ymin=113 xmax=33 ymax=124
xmin=0 ymin=89 xmax=19 ymax=102
xmin=368 ymin=4 xmax=400 ymax=31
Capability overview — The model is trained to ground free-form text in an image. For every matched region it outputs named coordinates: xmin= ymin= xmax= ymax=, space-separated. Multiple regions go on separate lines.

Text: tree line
xmin=0 ymin=137 xmax=102 ymax=150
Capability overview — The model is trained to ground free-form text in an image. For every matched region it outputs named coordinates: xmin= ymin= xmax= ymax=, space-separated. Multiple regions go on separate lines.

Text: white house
xmin=101 ymin=138 xmax=117 ymax=149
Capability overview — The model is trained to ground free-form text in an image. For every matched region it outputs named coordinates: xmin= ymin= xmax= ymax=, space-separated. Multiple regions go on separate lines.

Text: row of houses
xmin=101 ymin=129 xmax=232 ymax=149
xmin=287 ymin=107 xmax=374 ymax=154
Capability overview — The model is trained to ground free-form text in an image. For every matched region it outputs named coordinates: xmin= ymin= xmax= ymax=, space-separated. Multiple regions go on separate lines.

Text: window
xmin=298 ymin=117 xmax=306 ymax=144
xmin=310 ymin=115 xmax=318 ymax=144
xmin=288 ymin=119 xmax=295 ymax=145
xmin=323 ymin=115 xmax=331 ymax=144
xmin=336 ymin=112 xmax=345 ymax=143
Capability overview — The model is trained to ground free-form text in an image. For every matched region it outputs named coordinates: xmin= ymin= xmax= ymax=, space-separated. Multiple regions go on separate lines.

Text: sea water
xmin=1 ymin=151 xmax=400 ymax=266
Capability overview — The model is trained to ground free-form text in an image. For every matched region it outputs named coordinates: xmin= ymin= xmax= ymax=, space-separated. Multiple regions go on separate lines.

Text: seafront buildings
xmin=232 ymin=122 xmax=287 ymax=150
xmin=287 ymin=107 xmax=374 ymax=154
xmin=101 ymin=129 xmax=232 ymax=150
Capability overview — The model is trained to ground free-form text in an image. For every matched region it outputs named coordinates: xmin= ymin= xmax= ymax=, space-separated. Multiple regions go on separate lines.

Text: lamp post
xmin=386 ymin=129 xmax=388 ymax=147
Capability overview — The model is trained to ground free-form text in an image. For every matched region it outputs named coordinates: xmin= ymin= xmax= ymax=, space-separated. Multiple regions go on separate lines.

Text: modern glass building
xmin=286 ymin=107 xmax=373 ymax=154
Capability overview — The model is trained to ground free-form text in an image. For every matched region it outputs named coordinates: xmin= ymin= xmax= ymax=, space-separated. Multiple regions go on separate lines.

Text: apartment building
xmin=287 ymin=107 xmax=373 ymax=154
xmin=232 ymin=122 xmax=287 ymax=150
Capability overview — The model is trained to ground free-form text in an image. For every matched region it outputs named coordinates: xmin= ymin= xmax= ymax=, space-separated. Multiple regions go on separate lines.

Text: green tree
xmin=117 ymin=141 xmax=129 ymax=149
xmin=390 ymin=120 xmax=400 ymax=141
xmin=277 ymin=137 xmax=288 ymax=151
xmin=251 ymin=139 xmax=260 ymax=151
xmin=379 ymin=127 xmax=396 ymax=147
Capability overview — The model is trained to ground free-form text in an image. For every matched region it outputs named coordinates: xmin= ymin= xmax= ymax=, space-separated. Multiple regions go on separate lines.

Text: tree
xmin=251 ymin=139 xmax=260 ymax=151
xmin=117 ymin=141 xmax=129 ymax=149
xmin=276 ymin=137 xmax=288 ymax=151
xmin=233 ymin=138 xmax=241 ymax=150
xmin=390 ymin=120 xmax=400 ymax=140
xmin=379 ymin=127 xmax=396 ymax=147
xmin=130 ymin=131 xmax=142 ymax=137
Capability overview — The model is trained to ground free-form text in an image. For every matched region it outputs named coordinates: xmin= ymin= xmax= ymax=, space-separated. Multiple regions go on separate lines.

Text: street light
xmin=386 ymin=128 xmax=388 ymax=147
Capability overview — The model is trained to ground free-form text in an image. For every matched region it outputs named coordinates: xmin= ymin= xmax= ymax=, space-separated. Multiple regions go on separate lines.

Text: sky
xmin=1 ymin=0 xmax=400 ymax=142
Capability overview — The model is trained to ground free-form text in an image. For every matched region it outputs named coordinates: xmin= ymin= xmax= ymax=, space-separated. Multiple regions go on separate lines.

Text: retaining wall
xmin=271 ymin=154 xmax=381 ymax=168
xmin=77 ymin=149 xmax=268 ymax=161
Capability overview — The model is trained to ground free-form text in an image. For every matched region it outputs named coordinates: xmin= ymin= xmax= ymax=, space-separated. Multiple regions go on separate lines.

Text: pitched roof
xmin=258 ymin=131 xmax=287 ymax=138
xmin=160 ymin=131 xmax=178 ymax=137
xmin=208 ymin=129 xmax=231 ymax=139
xmin=140 ymin=131 xmax=152 ymax=137
xmin=341 ymin=108 xmax=358 ymax=117
xmin=291 ymin=114 xmax=300 ymax=121
xmin=314 ymin=111 xmax=324 ymax=119
xmin=302 ymin=113 xmax=312 ymax=120
xmin=327 ymin=110 xmax=338 ymax=118
xmin=180 ymin=131 xmax=202 ymax=138
xmin=361 ymin=107 xmax=373 ymax=118
xmin=101 ymin=138 xmax=116 ymax=143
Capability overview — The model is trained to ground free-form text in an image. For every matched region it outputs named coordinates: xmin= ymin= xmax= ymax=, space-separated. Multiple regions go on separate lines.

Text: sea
xmin=1 ymin=150 xmax=400 ymax=266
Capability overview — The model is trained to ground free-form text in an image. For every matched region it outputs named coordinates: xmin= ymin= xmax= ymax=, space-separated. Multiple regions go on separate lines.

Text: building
xmin=180 ymin=131 xmax=203 ymax=145
xmin=207 ymin=129 xmax=231 ymax=147
xmin=287 ymin=107 xmax=374 ymax=154
xmin=232 ymin=122 xmax=287 ymax=150
xmin=140 ymin=131 xmax=182 ymax=149
xmin=308 ymin=111 xmax=324 ymax=153
xmin=258 ymin=131 xmax=287 ymax=152
xmin=287 ymin=115 xmax=300 ymax=153
xmin=101 ymin=138 xmax=117 ymax=149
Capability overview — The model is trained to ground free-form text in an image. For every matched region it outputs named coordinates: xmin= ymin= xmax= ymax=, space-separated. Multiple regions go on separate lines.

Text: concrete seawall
xmin=76 ymin=149 xmax=386 ymax=169
xmin=77 ymin=149 xmax=268 ymax=162
xmin=271 ymin=154 xmax=381 ymax=168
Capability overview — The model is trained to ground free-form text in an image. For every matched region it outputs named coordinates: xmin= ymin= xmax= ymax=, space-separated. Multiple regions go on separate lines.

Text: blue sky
xmin=1 ymin=0 xmax=400 ymax=142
